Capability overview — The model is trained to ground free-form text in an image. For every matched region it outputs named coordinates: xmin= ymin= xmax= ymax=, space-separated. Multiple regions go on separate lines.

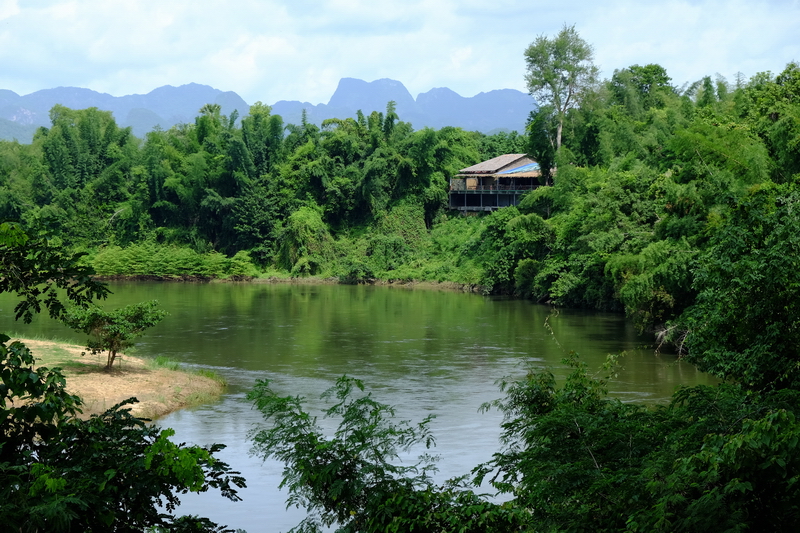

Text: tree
xmin=475 ymin=355 xmax=800 ymax=532
xmin=250 ymin=357 xmax=800 ymax=532
xmin=526 ymin=104 xmax=558 ymax=180
xmin=609 ymin=64 xmax=673 ymax=113
xmin=0 ymin=223 xmax=245 ymax=531
xmin=524 ymin=24 xmax=599 ymax=151
xmin=248 ymin=376 xmax=527 ymax=533
xmin=65 ymin=300 xmax=168 ymax=370
xmin=0 ymin=221 xmax=109 ymax=323
xmin=680 ymin=183 xmax=800 ymax=389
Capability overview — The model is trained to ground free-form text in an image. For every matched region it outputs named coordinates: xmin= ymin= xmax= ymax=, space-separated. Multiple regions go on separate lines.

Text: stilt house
xmin=448 ymin=154 xmax=541 ymax=212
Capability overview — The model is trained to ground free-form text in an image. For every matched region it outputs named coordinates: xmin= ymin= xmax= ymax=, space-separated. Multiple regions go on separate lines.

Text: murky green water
xmin=1 ymin=281 xmax=715 ymax=532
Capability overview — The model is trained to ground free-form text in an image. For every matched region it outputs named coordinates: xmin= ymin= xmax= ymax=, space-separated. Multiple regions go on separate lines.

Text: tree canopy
xmin=524 ymin=24 xmax=599 ymax=151
xmin=66 ymin=300 xmax=168 ymax=370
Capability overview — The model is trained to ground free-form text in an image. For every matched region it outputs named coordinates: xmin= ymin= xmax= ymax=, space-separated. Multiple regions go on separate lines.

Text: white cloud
xmin=0 ymin=0 xmax=797 ymax=106
xmin=0 ymin=0 xmax=19 ymax=20
xmin=585 ymin=0 xmax=800 ymax=85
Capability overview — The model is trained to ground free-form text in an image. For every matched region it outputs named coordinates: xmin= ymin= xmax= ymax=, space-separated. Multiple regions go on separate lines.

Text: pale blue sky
xmin=1 ymin=0 xmax=798 ymax=104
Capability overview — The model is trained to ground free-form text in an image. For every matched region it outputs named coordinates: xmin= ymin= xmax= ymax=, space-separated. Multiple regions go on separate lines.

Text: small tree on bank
xmin=66 ymin=300 xmax=168 ymax=370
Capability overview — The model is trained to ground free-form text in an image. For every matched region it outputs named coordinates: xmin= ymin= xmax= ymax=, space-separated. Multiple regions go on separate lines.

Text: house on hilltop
xmin=449 ymin=154 xmax=541 ymax=211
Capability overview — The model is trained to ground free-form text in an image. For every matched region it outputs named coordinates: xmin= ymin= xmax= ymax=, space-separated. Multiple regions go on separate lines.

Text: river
xmin=0 ymin=281 xmax=715 ymax=532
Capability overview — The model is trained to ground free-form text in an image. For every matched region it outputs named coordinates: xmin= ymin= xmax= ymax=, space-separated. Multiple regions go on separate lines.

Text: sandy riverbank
xmin=16 ymin=338 xmax=225 ymax=420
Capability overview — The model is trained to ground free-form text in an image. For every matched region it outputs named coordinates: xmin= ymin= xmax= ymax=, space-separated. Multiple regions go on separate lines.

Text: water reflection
xmin=0 ymin=282 xmax=715 ymax=532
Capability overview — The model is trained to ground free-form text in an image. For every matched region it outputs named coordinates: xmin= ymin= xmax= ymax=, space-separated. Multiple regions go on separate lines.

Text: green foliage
xmin=610 ymin=63 xmax=674 ymax=113
xmin=276 ymin=206 xmax=334 ymax=275
xmin=1 ymin=398 xmax=245 ymax=532
xmin=5 ymin=44 xmax=800 ymax=531
xmin=0 ymin=225 xmax=245 ymax=531
xmin=606 ymin=238 xmax=697 ymax=330
xmin=4 ymin=58 xmax=800 ymax=361
xmin=629 ymin=386 xmax=800 ymax=532
xmin=251 ymin=356 xmax=800 ymax=532
xmin=0 ymin=221 xmax=109 ymax=323
xmin=475 ymin=354 xmax=660 ymax=531
xmin=0 ymin=336 xmax=83 ymax=465
xmin=681 ymin=183 xmax=800 ymax=389
xmin=91 ymin=241 xmax=258 ymax=278
xmin=481 ymin=356 xmax=800 ymax=531
xmin=65 ymin=300 xmax=168 ymax=369
xmin=248 ymin=376 xmax=526 ymax=533
xmin=526 ymin=104 xmax=557 ymax=177
xmin=524 ymin=24 xmax=599 ymax=150
xmin=467 ymin=207 xmax=554 ymax=294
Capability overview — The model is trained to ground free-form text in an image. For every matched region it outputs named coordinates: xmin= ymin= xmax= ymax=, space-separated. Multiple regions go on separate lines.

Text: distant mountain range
xmin=0 ymin=79 xmax=536 ymax=143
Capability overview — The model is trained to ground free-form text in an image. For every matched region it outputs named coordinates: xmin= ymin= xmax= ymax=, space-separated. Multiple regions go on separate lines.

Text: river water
xmin=0 ymin=281 xmax=715 ymax=532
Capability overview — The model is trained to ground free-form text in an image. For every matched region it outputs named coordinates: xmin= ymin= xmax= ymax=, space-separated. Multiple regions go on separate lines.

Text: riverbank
xmin=96 ymin=273 xmax=485 ymax=293
xmin=17 ymin=338 xmax=225 ymax=419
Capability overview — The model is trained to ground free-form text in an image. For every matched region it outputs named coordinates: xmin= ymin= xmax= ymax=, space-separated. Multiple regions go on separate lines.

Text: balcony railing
xmin=449 ymin=184 xmax=538 ymax=192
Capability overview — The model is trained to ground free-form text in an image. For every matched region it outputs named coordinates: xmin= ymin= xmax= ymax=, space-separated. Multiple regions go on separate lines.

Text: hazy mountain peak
xmin=1 ymin=78 xmax=535 ymax=142
xmin=328 ymin=77 xmax=416 ymax=113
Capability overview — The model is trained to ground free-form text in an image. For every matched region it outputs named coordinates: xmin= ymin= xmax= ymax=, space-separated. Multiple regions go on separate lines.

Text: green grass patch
xmin=5 ymin=331 xmax=81 ymax=345
xmin=146 ymin=357 xmax=227 ymax=387
xmin=147 ymin=356 xmax=181 ymax=372
xmin=195 ymin=368 xmax=227 ymax=386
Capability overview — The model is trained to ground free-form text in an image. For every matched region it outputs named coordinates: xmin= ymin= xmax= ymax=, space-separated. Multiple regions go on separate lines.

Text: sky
xmin=1 ymin=0 xmax=798 ymax=105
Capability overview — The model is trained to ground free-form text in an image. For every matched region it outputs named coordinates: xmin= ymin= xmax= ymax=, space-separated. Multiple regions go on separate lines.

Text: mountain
xmin=272 ymin=78 xmax=535 ymax=134
xmin=0 ymin=79 xmax=535 ymax=143
xmin=0 ymin=83 xmax=250 ymax=141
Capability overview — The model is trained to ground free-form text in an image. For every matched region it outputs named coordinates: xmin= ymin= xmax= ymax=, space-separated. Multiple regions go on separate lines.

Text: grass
xmin=146 ymin=356 xmax=228 ymax=386
xmin=148 ymin=355 xmax=181 ymax=371
xmin=195 ymin=368 xmax=228 ymax=386
xmin=257 ymin=267 xmax=293 ymax=279
xmin=5 ymin=331 xmax=81 ymax=345
xmin=183 ymin=389 xmax=222 ymax=406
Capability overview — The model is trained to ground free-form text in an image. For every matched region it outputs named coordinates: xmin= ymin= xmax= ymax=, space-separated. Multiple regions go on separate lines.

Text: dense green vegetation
xmin=251 ymin=357 xmax=800 ymax=532
xmin=245 ymin=52 xmax=800 ymax=531
xmin=3 ymin=24 xmax=800 ymax=529
xmin=0 ymin=101 xmax=523 ymax=279
xmin=0 ymin=222 xmax=245 ymax=532
xmin=1 ymin=59 xmax=798 ymax=345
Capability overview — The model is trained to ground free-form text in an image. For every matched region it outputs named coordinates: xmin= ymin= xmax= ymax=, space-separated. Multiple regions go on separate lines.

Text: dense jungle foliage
xmin=2 ymin=62 xmax=799 ymax=345
xmin=3 ymin=54 xmax=800 ymax=531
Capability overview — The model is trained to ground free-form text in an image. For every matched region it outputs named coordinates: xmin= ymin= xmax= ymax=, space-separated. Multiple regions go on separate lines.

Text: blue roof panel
xmin=498 ymin=162 xmax=540 ymax=174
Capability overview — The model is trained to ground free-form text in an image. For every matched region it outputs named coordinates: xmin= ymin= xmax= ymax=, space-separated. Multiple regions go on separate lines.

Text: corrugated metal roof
xmin=458 ymin=154 xmax=529 ymax=174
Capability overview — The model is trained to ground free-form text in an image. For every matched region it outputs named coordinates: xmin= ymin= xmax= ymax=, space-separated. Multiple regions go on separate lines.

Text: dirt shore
xmin=17 ymin=338 xmax=225 ymax=420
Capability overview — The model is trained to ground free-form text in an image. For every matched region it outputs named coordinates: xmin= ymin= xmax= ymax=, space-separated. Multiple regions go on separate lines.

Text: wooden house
xmin=449 ymin=154 xmax=541 ymax=211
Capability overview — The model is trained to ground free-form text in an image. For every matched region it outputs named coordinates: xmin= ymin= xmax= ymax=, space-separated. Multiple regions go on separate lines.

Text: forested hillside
xmin=2 ymin=60 xmax=798 ymax=342
xmin=4 ymin=48 xmax=800 ymax=530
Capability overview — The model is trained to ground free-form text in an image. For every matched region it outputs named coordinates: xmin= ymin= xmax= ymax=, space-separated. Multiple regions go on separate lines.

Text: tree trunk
xmin=556 ymin=118 xmax=563 ymax=151
xmin=106 ymin=350 xmax=117 ymax=370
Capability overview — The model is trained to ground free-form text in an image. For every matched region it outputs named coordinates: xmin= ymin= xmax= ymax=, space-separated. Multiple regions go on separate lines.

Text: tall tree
xmin=524 ymin=24 xmax=598 ymax=151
